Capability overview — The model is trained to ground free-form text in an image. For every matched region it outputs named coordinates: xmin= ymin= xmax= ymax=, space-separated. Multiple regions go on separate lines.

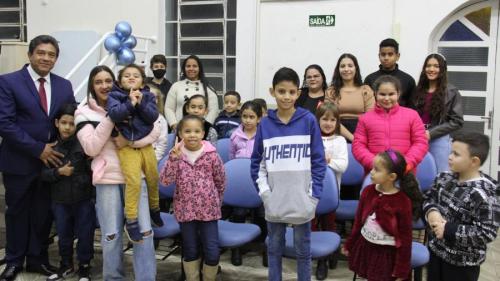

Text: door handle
xmin=480 ymin=110 xmax=493 ymax=130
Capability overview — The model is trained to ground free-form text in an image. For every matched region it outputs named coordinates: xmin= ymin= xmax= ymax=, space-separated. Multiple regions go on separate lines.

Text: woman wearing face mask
xmin=145 ymin=54 xmax=172 ymax=103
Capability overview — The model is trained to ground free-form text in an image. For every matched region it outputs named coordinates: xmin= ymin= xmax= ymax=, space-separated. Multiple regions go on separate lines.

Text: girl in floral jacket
xmin=160 ymin=114 xmax=225 ymax=281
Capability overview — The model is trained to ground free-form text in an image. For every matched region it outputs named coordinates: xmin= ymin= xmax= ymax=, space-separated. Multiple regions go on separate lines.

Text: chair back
xmin=316 ymin=167 xmax=340 ymax=215
xmin=223 ymin=158 xmax=262 ymax=208
xmin=157 ymin=154 xmax=175 ymax=199
xmin=341 ymin=144 xmax=365 ymax=186
xmin=416 ymin=152 xmax=437 ymax=192
xmin=166 ymin=133 xmax=176 ymax=153
xmin=216 ymin=138 xmax=231 ymax=163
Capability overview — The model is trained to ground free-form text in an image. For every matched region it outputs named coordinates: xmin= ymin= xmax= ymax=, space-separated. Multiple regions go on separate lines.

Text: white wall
xmin=247 ymin=0 xmax=470 ymax=104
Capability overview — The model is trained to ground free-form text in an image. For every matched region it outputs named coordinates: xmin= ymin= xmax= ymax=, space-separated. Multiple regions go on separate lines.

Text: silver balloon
xmin=122 ymin=35 xmax=137 ymax=49
xmin=115 ymin=21 xmax=132 ymax=39
xmin=117 ymin=47 xmax=135 ymax=65
xmin=104 ymin=34 xmax=121 ymax=52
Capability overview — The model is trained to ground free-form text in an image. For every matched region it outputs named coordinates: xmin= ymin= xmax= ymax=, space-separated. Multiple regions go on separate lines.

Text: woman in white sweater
xmin=164 ymin=55 xmax=219 ymax=128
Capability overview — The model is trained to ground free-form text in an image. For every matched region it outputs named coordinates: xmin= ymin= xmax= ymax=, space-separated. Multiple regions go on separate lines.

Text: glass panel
xmin=166 ymin=58 xmax=179 ymax=83
xmin=437 ymin=47 xmax=488 ymax=66
xmin=228 ymin=0 xmax=237 ymax=19
xmin=227 ymin=21 xmax=236 ymax=56
xmin=0 ymin=11 xmax=20 ymax=24
xmin=448 ymin=72 xmax=487 ymax=91
xmin=0 ymin=0 xmax=19 ymax=8
xmin=462 ymin=121 xmax=484 ymax=134
xmin=165 ymin=0 xmax=178 ymax=21
xmin=165 ymin=23 xmax=178 ymax=56
xmin=465 ymin=7 xmax=491 ymax=36
xmin=200 ymin=59 xmax=223 ymax=73
xmin=206 ymin=77 xmax=223 ymax=93
xmin=462 ymin=96 xmax=485 ymax=116
xmin=226 ymin=58 xmax=235 ymax=91
xmin=0 ymin=26 xmax=21 ymax=40
xmin=181 ymin=22 xmax=223 ymax=37
xmin=181 ymin=41 xmax=223 ymax=55
xmin=440 ymin=20 xmax=482 ymax=41
xmin=180 ymin=5 xmax=223 ymax=20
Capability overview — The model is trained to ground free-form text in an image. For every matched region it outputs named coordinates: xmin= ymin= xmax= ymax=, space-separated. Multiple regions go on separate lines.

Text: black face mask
xmin=152 ymin=69 xmax=166 ymax=79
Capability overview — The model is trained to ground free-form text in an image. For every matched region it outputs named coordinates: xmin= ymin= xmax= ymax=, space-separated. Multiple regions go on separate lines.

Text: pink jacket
xmin=75 ymin=98 xmax=160 ymax=185
xmin=160 ymin=141 xmax=226 ymax=222
xmin=229 ymin=125 xmax=255 ymax=159
xmin=352 ymin=104 xmax=428 ymax=172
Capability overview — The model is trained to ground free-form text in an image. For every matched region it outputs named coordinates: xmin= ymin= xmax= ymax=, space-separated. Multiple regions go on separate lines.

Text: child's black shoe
xmin=77 ymin=264 xmax=91 ymax=281
xmin=46 ymin=264 xmax=74 ymax=281
xmin=150 ymin=210 xmax=164 ymax=227
xmin=124 ymin=220 xmax=143 ymax=243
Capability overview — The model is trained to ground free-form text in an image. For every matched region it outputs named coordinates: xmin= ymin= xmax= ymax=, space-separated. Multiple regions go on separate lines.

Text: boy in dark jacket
xmin=214 ymin=91 xmax=241 ymax=138
xmin=41 ymin=104 xmax=94 ymax=281
xmin=423 ymin=132 xmax=500 ymax=281
xmin=107 ymin=64 xmax=163 ymax=243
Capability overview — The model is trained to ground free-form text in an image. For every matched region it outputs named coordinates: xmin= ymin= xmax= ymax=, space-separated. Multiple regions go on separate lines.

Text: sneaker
xmin=150 ymin=210 xmax=164 ymax=227
xmin=124 ymin=220 xmax=143 ymax=243
xmin=77 ymin=264 xmax=91 ymax=281
xmin=46 ymin=264 xmax=74 ymax=281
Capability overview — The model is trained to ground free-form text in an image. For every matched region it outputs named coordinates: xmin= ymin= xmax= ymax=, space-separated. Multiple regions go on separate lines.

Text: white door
xmin=432 ymin=0 xmax=499 ymax=179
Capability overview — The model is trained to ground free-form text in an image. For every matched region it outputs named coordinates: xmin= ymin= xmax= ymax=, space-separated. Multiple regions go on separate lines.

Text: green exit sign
xmin=309 ymin=15 xmax=335 ymax=27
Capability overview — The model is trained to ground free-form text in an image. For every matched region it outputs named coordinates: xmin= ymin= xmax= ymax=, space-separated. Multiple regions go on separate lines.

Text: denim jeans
xmin=429 ymin=134 xmax=451 ymax=173
xmin=267 ymin=221 xmax=311 ymax=281
xmin=179 ymin=220 xmax=219 ymax=266
xmin=52 ymin=200 xmax=95 ymax=266
xmin=95 ymin=182 xmax=156 ymax=281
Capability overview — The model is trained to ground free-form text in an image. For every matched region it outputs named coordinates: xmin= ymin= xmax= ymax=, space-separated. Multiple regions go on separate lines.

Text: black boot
xmin=315 ymin=259 xmax=328 ymax=280
xmin=231 ymin=248 xmax=242 ymax=266
xmin=329 ymin=251 xmax=339 ymax=269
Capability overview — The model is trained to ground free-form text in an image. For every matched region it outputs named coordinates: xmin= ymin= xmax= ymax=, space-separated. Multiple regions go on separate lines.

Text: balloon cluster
xmin=104 ymin=21 xmax=137 ymax=65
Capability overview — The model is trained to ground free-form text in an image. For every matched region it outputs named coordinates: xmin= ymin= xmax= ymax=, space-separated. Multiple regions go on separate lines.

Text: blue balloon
xmin=122 ymin=35 xmax=137 ymax=49
xmin=115 ymin=21 xmax=132 ymax=39
xmin=117 ymin=47 xmax=135 ymax=65
xmin=104 ymin=34 xmax=121 ymax=53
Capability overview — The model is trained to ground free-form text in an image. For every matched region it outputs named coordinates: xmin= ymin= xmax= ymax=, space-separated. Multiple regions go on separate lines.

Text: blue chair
xmin=218 ymin=159 xmax=262 ymax=265
xmin=336 ymin=144 xmax=364 ymax=221
xmin=416 ymin=152 xmax=437 ymax=193
xmin=166 ymin=132 xmax=176 ymax=153
xmin=152 ymin=154 xmax=181 ymax=260
xmin=280 ymin=167 xmax=341 ymax=279
xmin=216 ymin=138 xmax=231 ymax=163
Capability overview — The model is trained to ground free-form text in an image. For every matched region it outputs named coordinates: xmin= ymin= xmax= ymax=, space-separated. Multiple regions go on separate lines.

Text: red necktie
xmin=38 ymin=78 xmax=48 ymax=113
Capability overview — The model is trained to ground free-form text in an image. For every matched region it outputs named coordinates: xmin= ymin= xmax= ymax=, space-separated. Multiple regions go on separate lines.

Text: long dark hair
xmin=330 ymin=53 xmax=363 ymax=100
xmin=180 ymin=55 xmax=216 ymax=98
xmin=301 ymin=64 xmax=328 ymax=92
xmin=413 ymin=54 xmax=447 ymax=120
xmin=379 ymin=149 xmax=423 ymax=220
xmin=87 ymin=65 xmax=116 ymax=101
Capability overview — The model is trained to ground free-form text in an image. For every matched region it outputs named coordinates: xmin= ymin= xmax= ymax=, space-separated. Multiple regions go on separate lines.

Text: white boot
xmin=183 ymin=259 xmax=201 ymax=281
xmin=202 ymin=263 xmax=219 ymax=281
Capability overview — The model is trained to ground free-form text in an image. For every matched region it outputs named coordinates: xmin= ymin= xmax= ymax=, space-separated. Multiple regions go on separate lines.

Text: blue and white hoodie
xmin=251 ymin=107 xmax=326 ymax=224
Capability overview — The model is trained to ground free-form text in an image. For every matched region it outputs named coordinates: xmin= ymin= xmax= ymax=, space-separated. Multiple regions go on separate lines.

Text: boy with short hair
xmin=364 ymin=38 xmax=416 ymax=106
xmin=423 ymin=131 xmax=500 ymax=281
xmin=251 ymin=67 xmax=326 ymax=281
xmin=145 ymin=54 xmax=172 ymax=100
xmin=214 ymin=90 xmax=241 ymax=138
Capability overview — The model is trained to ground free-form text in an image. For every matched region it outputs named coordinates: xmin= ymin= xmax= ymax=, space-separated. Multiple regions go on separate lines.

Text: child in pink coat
xmin=160 ymin=114 xmax=225 ymax=281
xmin=352 ymin=75 xmax=428 ymax=173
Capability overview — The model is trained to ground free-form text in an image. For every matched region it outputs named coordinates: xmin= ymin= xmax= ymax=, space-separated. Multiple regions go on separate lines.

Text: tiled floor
xmin=0 ymin=231 xmax=499 ymax=281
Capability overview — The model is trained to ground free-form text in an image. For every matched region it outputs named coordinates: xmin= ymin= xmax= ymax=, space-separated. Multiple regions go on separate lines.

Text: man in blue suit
xmin=0 ymin=35 xmax=76 ymax=280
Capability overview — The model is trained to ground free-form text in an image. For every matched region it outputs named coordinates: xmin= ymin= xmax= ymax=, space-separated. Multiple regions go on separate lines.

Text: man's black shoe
xmin=26 ymin=263 xmax=57 ymax=276
xmin=0 ymin=265 xmax=22 ymax=281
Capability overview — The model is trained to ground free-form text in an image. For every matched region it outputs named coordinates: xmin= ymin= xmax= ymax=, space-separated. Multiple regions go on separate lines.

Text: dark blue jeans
xmin=180 ymin=220 xmax=219 ymax=266
xmin=52 ymin=200 xmax=96 ymax=266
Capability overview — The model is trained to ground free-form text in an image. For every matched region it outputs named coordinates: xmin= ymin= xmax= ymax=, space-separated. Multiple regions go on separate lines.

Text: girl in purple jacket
xmin=160 ymin=115 xmax=226 ymax=281
xmin=229 ymin=100 xmax=263 ymax=159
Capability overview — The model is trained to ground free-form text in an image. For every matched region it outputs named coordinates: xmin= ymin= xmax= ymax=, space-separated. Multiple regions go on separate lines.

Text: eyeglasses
xmin=306 ymin=75 xmax=321 ymax=80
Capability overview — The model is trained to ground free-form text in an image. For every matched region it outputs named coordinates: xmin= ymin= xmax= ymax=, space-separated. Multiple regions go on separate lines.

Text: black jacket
xmin=364 ymin=64 xmax=416 ymax=106
xmin=410 ymin=84 xmax=464 ymax=140
xmin=40 ymin=135 xmax=93 ymax=204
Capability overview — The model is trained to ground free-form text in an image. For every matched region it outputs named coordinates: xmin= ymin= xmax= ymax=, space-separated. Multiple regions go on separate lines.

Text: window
xmin=165 ymin=0 xmax=236 ymax=94
xmin=0 ymin=0 xmax=26 ymax=41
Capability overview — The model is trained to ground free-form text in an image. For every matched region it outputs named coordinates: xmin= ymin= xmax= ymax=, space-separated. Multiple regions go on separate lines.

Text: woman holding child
xmin=75 ymin=65 xmax=158 ymax=280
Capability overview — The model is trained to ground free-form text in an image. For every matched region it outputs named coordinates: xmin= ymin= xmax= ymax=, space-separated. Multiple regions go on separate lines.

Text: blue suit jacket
xmin=0 ymin=65 xmax=76 ymax=175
